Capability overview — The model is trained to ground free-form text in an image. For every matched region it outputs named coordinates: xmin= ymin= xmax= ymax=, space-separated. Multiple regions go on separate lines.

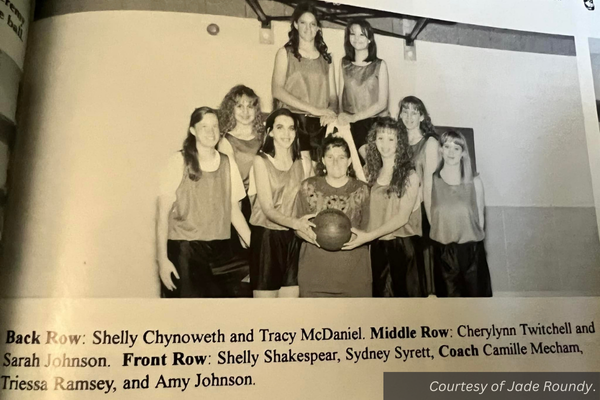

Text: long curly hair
xmin=315 ymin=136 xmax=356 ymax=178
xmin=285 ymin=3 xmax=332 ymax=64
xmin=397 ymin=96 xmax=438 ymax=141
xmin=218 ymin=85 xmax=265 ymax=142
xmin=182 ymin=107 xmax=219 ymax=181
xmin=365 ymin=117 xmax=414 ymax=197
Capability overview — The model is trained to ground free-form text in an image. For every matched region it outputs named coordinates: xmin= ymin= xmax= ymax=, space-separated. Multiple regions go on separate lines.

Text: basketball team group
xmin=156 ymin=3 xmax=492 ymax=299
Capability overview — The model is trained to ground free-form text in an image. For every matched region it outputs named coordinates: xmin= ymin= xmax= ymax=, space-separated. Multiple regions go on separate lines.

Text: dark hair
xmin=364 ymin=117 xmax=414 ymax=197
xmin=182 ymin=107 xmax=218 ymax=181
xmin=259 ymin=108 xmax=301 ymax=162
xmin=218 ymin=85 xmax=265 ymax=142
xmin=435 ymin=130 xmax=474 ymax=183
xmin=343 ymin=19 xmax=377 ymax=62
xmin=398 ymin=96 xmax=438 ymax=141
xmin=285 ymin=3 xmax=332 ymax=64
xmin=315 ymin=135 xmax=356 ymax=178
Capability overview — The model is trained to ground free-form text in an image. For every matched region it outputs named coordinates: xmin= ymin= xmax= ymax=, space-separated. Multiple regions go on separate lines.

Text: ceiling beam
xmin=245 ymin=0 xmax=432 ymax=43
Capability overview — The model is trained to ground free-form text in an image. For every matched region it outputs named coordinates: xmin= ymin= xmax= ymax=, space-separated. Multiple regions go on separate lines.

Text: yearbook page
xmin=0 ymin=0 xmax=30 ymax=247
xmin=0 ymin=0 xmax=599 ymax=399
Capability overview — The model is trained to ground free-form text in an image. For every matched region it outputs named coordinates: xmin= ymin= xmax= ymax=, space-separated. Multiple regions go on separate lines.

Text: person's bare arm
xmin=343 ymin=172 xmax=419 ymax=249
xmin=217 ymin=137 xmax=235 ymax=159
xmin=156 ymin=194 xmax=179 ymax=290
xmin=272 ymin=48 xmax=334 ymax=117
xmin=231 ymin=203 xmax=251 ymax=247
xmin=347 ymin=60 xmax=389 ymax=123
xmin=337 ymin=60 xmax=345 ymax=114
xmin=473 ymin=175 xmax=485 ymax=231
xmin=423 ymin=137 xmax=440 ymax=222
xmin=253 ymin=156 xmax=314 ymax=232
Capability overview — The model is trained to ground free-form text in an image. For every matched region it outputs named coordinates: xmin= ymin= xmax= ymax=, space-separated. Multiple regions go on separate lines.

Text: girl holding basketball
xmin=429 ymin=130 xmax=492 ymax=297
xmin=272 ymin=2 xmax=338 ymax=177
xmin=343 ymin=117 xmax=426 ymax=297
xmin=248 ymin=109 xmax=314 ymax=298
xmin=337 ymin=19 xmax=389 ymax=162
xmin=156 ymin=107 xmax=251 ymax=298
xmin=294 ymin=135 xmax=371 ymax=297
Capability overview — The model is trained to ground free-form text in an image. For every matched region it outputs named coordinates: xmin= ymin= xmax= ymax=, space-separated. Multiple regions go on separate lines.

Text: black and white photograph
xmin=1 ymin=0 xmax=599 ymax=299
xmin=591 ymin=37 xmax=600 ymax=122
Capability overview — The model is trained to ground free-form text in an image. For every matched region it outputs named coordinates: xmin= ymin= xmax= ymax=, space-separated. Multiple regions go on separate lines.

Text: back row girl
xmin=272 ymin=3 xmax=337 ymax=177
xmin=272 ymin=3 xmax=388 ymax=171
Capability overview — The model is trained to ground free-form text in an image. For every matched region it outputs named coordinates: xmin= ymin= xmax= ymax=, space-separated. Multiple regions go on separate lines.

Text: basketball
xmin=313 ymin=209 xmax=352 ymax=251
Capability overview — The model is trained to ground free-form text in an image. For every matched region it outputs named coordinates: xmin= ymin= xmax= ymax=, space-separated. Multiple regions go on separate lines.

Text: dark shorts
xmin=349 ymin=117 xmax=376 ymax=151
xmin=432 ymin=240 xmax=492 ymax=297
xmin=250 ymin=225 xmax=300 ymax=291
xmin=371 ymin=236 xmax=427 ymax=297
xmin=163 ymin=239 xmax=251 ymax=298
xmin=295 ymin=114 xmax=327 ymax=161
xmin=229 ymin=196 xmax=252 ymax=256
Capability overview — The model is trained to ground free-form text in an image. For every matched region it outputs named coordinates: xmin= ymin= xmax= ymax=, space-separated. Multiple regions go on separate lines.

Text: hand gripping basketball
xmin=313 ymin=209 xmax=352 ymax=251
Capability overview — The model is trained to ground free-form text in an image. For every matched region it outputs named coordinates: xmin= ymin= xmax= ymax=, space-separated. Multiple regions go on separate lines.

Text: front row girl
xmin=247 ymin=109 xmax=314 ymax=298
xmin=429 ymin=131 xmax=492 ymax=297
xmin=344 ymin=118 xmax=427 ymax=297
xmin=157 ymin=107 xmax=252 ymax=298
xmin=156 ymin=109 xmax=491 ymax=299
xmin=295 ymin=135 xmax=371 ymax=298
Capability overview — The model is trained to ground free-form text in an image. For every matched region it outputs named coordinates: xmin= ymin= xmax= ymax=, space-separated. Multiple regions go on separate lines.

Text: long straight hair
xmin=343 ymin=19 xmax=377 ymax=63
xmin=398 ymin=96 xmax=438 ymax=141
xmin=434 ymin=130 xmax=473 ymax=183
xmin=285 ymin=3 xmax=332 ymax=64
xmin=182 ymin=107 xmax=218 ymax=181
xmin=259 ymin=108 xmax=301 ymax=162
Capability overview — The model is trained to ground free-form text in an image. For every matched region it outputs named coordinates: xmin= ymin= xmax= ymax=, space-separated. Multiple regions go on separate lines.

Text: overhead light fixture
xmin=259 ymin=26 xmax=274 ymax=45
xmin=404 ymin=41 xmax=416 ymax=61
xmin=207 ymin=23 xmax=220 ymax=36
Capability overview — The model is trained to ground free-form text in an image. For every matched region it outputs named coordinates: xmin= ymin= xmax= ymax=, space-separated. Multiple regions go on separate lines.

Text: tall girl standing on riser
xmin=272 ymin=3 xmax=338 ymax=177
xmin=337 ymin=19 xmax=389 ymax=162
xmin=248 ymin=109 xmax=314 ymax=298
xmin=344 ymin=117 xmax=426 ymax=297
xmin=156 ymin=107 xmax=252 ymax=298
xmin=218 ymin=85 xmax=264 ymax=220
xmin=429 ymin=130 xmax=492 ymax=297
xmin=398 ymin=96 xmax=440 ymax=294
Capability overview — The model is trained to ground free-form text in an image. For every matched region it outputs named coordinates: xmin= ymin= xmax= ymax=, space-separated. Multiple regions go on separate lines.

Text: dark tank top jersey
xmin=276 ymin=47 xmax=330 ymax=115
xmin=249 ymin=157 xmax=304 ymax=231
xmin=430 ymin=174 xmax=484 ymax=244
xmin=168 ymin=154 xmax=232 ymax=241
xmin=225 ymin=133 xmax=261 ymax=190
xmin=341 ymin=58 xmax=387 ymax=117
